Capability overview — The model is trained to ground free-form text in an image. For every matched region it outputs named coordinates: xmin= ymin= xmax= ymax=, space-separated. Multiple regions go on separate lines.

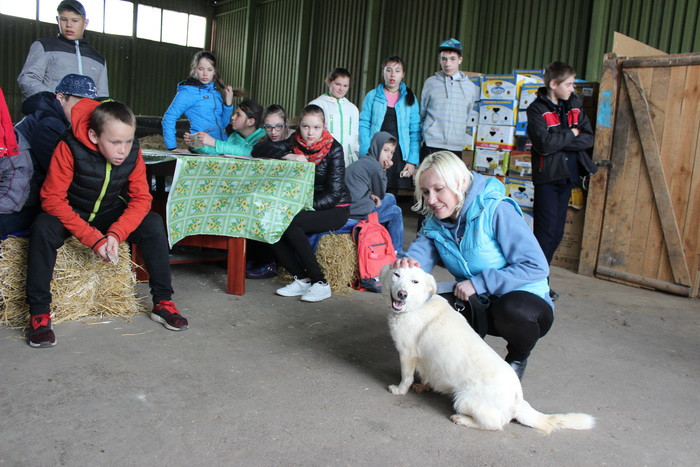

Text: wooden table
xmin=133 ymin=153 xmax=314 ymax=295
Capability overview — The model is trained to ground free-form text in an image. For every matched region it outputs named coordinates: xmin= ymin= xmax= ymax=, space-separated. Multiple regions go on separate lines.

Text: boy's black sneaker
xmin=27 ymin=313 xmax=56 ymax=348
xmin=151 ymin=301 xmax=188 ymax=331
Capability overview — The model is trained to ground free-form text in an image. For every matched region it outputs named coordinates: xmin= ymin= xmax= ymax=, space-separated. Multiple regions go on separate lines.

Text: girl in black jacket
xmin=251 ymin=104 xmax=349 ymax=302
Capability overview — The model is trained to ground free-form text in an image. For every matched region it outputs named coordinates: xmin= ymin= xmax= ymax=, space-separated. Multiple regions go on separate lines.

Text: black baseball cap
xmin=57 ymin=0 xmax=86 ymax=17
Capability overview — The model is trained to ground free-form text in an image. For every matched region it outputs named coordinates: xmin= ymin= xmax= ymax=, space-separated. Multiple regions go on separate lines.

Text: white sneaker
xmin=276 ymin=277 xmax=312 ymax=297
xmin=300 ymin=281 xmax=332 ymax=302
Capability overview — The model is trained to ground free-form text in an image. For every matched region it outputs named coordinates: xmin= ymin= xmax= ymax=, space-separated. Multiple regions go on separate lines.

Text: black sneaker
xmin=246 ymin=262 xmax=278 ymax=279
xmin=151 ymin=301 xmax=188 ymax=331
xmin=549 ymin=289 xmax=559 ymax=301
xmin=27 ymin=313 xmax=56 ymax=348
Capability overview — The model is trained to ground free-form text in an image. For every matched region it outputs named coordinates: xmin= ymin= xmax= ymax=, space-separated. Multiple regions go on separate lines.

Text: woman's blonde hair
xmin=412 ymin=150 xmax=473 ymax=216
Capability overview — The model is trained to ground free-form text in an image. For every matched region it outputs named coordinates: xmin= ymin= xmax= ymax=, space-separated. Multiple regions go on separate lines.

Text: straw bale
xmin=0 ymin=237 xmax=145 ymax=329
xmin=139 ymin=134 xmax=187 ymax=150
xmin=277 ymin=233 xmax=358 ymax=296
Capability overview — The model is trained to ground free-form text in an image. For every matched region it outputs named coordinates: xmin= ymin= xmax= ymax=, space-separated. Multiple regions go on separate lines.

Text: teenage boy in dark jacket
xmin=15 ymin=74 xmax=97 ymax=208
xmin=527 ymin=61 xmax=596 ymax=300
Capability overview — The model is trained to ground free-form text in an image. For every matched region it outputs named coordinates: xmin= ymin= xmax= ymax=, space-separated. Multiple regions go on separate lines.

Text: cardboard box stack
xmin=473 ymin=72 xmax=542 ymax=177
xmin=462 ymin=75 xmax=481 ymax=164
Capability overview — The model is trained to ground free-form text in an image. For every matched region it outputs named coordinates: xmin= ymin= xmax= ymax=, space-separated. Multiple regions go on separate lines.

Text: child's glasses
xmin=264 ymin=124 xmax=285 ymax=131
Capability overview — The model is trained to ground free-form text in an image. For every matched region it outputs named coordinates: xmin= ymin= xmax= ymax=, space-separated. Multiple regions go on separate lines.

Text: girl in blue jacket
xmin=359 ymin=56 xmax=420 ymax=192
xmin=162 ymin=51 xmax=235 ymax=151
xmin=394 ymin=151 xmax=554 ymax=380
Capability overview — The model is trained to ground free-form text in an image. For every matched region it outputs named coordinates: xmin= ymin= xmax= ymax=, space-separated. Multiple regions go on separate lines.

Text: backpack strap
xmin=367 ymin=211 xmax=379 ymax=224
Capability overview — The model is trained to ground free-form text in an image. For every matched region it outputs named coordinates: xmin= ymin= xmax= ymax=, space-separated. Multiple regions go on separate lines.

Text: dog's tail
xmin=515 ymin=400 xmax=595 ymax=435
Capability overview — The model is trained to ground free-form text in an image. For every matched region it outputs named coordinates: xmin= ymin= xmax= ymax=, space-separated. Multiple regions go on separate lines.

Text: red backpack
xmin=352 ymin=212 xmax=397 ymax=292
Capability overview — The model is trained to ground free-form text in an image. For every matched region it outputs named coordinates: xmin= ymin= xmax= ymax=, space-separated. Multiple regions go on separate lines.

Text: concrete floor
xmin=1 ymin=210 xmax=699 ymax=465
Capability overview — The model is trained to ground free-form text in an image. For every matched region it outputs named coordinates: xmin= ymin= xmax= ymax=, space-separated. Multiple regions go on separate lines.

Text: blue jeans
xmin=373 ymin=193 xmax=404 ymax=255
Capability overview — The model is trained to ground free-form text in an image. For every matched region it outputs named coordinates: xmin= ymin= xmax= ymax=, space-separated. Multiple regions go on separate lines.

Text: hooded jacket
xmin=420 ymin=71 xmax=480 ymax=151
xmin=345 ymin=131 xmax=392 ymax=218
xmin=1 ymin=88 xmax=31 ymax=214
xmin=405 ymin=172 xmax=552 ymax=305
xmin=13 ymin=92 xmax=71 ymax=206
xmin=309 ymin=93 xmax=360 ymax=166
xmin=251 ymin=134 xmax=350 ymax=211
xmin=162 ymin=78 xmax=233 ymax=150
xmin=18 ymin=34 xmax=108 ymax=98
xmin=359 ymin=82 xmax=421 ymax=165
xmin=526 ymin=88 xmax=596 ymax=184
xmin=41 ymin=98 xmax=151 ymax=252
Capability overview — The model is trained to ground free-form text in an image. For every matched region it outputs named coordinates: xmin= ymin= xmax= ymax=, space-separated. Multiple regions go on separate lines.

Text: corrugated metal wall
xmin=462 ymin=0 xmax=594 ymax=76
xmin=586 ymin=0 xmax=700 ymax=79
xmin=305 ymin=0 xmax=369 ymax=106
xmin=249 ymin=0 xmax=304 ymax=119
xmin=211 ymin=2 xmax=248 ymax=97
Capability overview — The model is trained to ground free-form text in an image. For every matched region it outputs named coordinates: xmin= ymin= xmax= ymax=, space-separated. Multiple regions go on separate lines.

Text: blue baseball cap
xmin=438 ymin=38 xmax=462 ymax=56
xmin=55 ymin=74 xmax=97 ymax=98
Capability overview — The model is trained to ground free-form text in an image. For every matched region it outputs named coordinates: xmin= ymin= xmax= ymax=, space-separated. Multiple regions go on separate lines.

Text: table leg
xmin=227 ymin=237 xmax=246 ymax=295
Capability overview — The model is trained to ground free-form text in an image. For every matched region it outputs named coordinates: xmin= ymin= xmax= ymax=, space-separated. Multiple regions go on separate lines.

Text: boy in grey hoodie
xmin=420 ymin=38 xmax=479 ymax=156
xmin=345 ymin=131 xmax=404 ymax=254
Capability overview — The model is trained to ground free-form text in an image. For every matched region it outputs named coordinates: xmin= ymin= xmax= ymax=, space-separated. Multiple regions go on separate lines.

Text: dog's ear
xmin=426 ymin=271 xmax=437 ymax=295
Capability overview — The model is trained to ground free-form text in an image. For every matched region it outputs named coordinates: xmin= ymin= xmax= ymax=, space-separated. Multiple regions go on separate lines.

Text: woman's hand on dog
xmin=454 ymin=280 xmax=476 ymax=300
xmin=391 ymin=257 xmax=420 ymax=269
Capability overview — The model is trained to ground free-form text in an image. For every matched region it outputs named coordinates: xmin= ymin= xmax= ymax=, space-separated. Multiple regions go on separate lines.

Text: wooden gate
xmin=579 ymin=53 xmax=700 ymax=297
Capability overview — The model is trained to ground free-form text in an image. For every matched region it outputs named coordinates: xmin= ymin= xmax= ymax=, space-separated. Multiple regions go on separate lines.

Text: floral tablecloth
xmin=164 ymin=155 xmax=315 ymax=247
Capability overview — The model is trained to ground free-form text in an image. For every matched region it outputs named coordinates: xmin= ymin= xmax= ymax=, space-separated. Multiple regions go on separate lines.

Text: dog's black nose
xmin=397 ymin=290 xmax=407 ymax=300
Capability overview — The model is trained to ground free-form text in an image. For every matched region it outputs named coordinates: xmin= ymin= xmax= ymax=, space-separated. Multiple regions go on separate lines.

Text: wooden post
xmin=578 ymin=54 xmax=621 ymax=276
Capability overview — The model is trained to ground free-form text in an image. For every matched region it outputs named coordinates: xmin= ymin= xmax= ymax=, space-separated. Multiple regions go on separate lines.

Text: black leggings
xmin=271 ymin=206 xmax=349 ymax=283
xmin=441 ymin=290 xmax=554 ymax=362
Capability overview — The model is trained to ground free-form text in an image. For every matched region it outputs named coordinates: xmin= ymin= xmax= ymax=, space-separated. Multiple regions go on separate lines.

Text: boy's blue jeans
xmin=372 ymin=193 xmax=404 ymax=255
xmin=25 ymin=211 xmax=174 ymax=315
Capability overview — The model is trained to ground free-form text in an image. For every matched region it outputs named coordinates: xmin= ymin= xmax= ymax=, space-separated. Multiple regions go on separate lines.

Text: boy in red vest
xmin=25 ymin=99 xmax=187 ymax=348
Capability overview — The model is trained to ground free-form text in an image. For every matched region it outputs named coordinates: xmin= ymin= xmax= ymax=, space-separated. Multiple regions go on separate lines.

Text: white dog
xmin=381 ymin=265 xmax=595 ymax=434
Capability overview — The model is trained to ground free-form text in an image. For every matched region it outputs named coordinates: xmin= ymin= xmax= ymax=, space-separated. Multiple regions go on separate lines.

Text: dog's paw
xmin=411 ymin=382 xmax=430 ymax=393
xmin=388 ymin=384 xmax=407 ymax=395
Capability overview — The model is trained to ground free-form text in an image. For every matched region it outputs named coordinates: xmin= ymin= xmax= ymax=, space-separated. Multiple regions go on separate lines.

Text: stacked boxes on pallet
xmin=463 ymin=75 xmax=481 ymax=152
xmin=473 ymin=71 xmax=542 ymax=176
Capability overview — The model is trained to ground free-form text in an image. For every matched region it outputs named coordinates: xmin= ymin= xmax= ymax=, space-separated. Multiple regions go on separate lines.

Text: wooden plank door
xmin=594 ymin=55 xmax=700 ymax=297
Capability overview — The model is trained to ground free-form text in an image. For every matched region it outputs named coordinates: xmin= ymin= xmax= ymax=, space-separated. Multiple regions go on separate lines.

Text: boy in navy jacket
xmin=526 ymin=61 xmax=596 ymax=300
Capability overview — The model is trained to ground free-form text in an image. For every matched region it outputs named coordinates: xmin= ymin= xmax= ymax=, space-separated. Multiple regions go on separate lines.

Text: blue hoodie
xmin=162 ymin=78 xmax=233 ymax=150
xmin=405 ymin=172 xmax=552 ymax=306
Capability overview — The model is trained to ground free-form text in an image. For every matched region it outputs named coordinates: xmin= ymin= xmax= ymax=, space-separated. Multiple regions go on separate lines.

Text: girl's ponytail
xmin=405 ymin=87 xmax=416 ymax=106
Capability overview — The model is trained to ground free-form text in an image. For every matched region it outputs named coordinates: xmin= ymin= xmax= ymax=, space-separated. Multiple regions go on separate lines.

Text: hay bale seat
xmin=278 ymin=232 xmax=359 ymax=295
xmin=0 ymin=237 xmax=145 ymax=329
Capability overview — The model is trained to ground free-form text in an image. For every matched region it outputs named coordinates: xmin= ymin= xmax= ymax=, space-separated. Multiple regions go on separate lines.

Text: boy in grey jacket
xmin=17 ymin=0 xmax=108 ymax=98
xmin=345 ymin=131 xmax=404 ymax=254
xmin=420 ymin=38 xmax=479 ymax=156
